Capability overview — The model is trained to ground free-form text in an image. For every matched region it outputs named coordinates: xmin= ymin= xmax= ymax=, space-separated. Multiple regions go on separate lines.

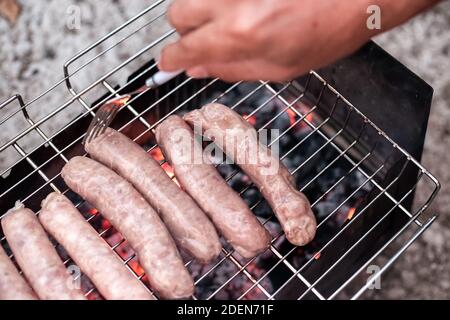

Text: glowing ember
xmin=89 ymin=208 xmax=98 ymax=215
xmin=149 ymin=147 xmax=180 ymax=186
xmin=128 ymin=259 xmax=145 ymax=277
xmin=149 ymin=147 xmax=164 ymax=162
xmin=346 ymin=207 xmax=356 ymax=221
xmin=243 ymin=113 xmax=257 ymax=126
xmin=285 ymin=107 xmax=315 ymax=129
xmin=101 ymin=219 xmax=111 ymax=231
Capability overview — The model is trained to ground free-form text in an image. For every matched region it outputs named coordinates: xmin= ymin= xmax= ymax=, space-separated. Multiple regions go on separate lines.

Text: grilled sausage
xmin=40 ymin=192 xmax=154 ymax=300
xmin=184 ymin=103 xmax=317 ymax=246
xmin=85 ymin=128 xmax=221 ymax=264
xmin=0 ymin=245 xmax=37 ymax=300
xmin=61 ymin=156 xmax=194 ymax=299
xmin=1 ymin=204 xmax=86 ymax=300
xmin=155 ymin=115 xmax=271 ymax=258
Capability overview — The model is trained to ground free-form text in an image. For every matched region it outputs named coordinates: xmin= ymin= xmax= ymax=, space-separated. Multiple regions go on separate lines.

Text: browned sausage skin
xmin=85 ymin=128 xmax=221 ymax=264
xmin=184 ymin=103 xmax=317 ymax=246
xmin=40 ymin=192 xmax=155 ymax=300
xmin=1 ymin=204 xmax=86 ymax=300
xmin=0 ymin=245 xmax=37 ymax=300
xmin=155 ymin=115 xmax=271 ymax=258
xmin=61 ymin=156 xmax=194 ymax=299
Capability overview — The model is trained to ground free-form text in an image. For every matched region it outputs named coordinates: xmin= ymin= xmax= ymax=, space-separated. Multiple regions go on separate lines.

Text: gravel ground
xmin=0 ymin=0 xmax=448 ymax=299
xmin=365 ymin=1 xmax=450 ymax=299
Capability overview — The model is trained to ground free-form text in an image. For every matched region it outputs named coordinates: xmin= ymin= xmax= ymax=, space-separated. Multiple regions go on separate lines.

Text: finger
xmin=187 ymin=60 xmax=305 ymax=82
xmin=167 ymin=0 xmax=218 ymax=35
xmin=159 ymin=21 xmax=248 ymax=72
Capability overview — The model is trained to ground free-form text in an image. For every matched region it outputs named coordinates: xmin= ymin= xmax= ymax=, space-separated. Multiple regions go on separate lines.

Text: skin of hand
xmin=159 ymin=0 xmax=440 ymax=82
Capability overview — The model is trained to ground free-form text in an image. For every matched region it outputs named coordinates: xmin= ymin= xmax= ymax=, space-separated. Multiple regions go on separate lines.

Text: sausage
xmin=61 ymin=156 xmax=194 ymax=299
xmin=155 ymin=115 xmax=271 ymax=258
xmin=85 ymin=128 xmax=221 ymax=264
xmin=1 ymin=204 xmax=86 ymax=300
xmin=39 ymin=192 xmax=154 ymax=300
xmin=184 ymin=103 xmax=317 ymax=246
xmin=0 ymin=245 xmax=37 ymax=300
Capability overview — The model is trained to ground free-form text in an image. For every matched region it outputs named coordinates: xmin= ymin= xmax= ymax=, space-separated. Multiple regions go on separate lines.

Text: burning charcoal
xmin=215 ymin=89 xmax=243 ymax=107
xmin=252 ymin=199 xmax=273 ymax=219
xmin=237 ymin=84 xmax=267 ymax=105
xmin=281 ymin=156 xmax=305 ymax=175
xmin=190 ymin=259 xmax=239 ymax=299
xmin=242 ymin=188 xmax=262 ymax=209
xmin=326 ymin=183 xmax=347 ymax=204
xmin=216 ymin=161 xmax=236 ymax=175
xmin=271 ymin=111 xmax=292 ymax=132
xmin=288 ymin=248 xmax=310 ymax=269
xmin=335 ymin=205 xmax=354 ymax=227
xmin=352 ymin=171 xmax=373 ymax=192
xmin=228 ymin=171 xmax=251 ymax=191
xmin=291 ymin=154 xmax=307 ymax=169
xmin=54 ymin=241 xmax=70 ymax=261
xmin=313 ymin=201 xmax=339 ymax=220
xmin=228 ymin=271 xmax=274 ymax=300
xmin=263 ymin=220 xmax=282 ymax=239
xmin=316 ymin=167 xmax=348 ymax=191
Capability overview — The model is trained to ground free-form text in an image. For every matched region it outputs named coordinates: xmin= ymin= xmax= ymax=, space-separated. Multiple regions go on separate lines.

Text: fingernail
xmin=187 ymin=66 xmax=209 ymax=79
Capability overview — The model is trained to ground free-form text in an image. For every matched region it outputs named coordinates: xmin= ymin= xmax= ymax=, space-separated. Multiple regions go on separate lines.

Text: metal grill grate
xmin=0 ymin=1 xmax=440 ymax=300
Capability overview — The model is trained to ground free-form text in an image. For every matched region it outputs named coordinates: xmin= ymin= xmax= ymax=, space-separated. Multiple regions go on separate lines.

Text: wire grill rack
xmin=0 ymin=0 xmax=440 ymax=300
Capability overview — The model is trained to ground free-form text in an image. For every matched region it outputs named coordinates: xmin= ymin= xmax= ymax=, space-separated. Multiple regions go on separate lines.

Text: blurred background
xmin=0 ymin=0 xmax=448 ymax=299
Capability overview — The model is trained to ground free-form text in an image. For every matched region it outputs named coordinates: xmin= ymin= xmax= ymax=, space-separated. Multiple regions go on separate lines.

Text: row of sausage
xmin=0 ymin=103 xmax=316 ymax=300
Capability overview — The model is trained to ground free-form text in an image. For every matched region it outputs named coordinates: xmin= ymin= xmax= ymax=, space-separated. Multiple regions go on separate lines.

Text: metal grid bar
xmin=0 ymin=1 xmax=440 ymax=300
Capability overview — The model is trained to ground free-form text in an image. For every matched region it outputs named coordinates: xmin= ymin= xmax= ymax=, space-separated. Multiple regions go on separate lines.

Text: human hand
xmin=160 ymin=0 xmax=439 ymax=82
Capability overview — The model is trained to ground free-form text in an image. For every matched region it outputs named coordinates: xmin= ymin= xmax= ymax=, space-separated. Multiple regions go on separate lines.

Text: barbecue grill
xmin=0 ymin=1 xmax=440 ymax=300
